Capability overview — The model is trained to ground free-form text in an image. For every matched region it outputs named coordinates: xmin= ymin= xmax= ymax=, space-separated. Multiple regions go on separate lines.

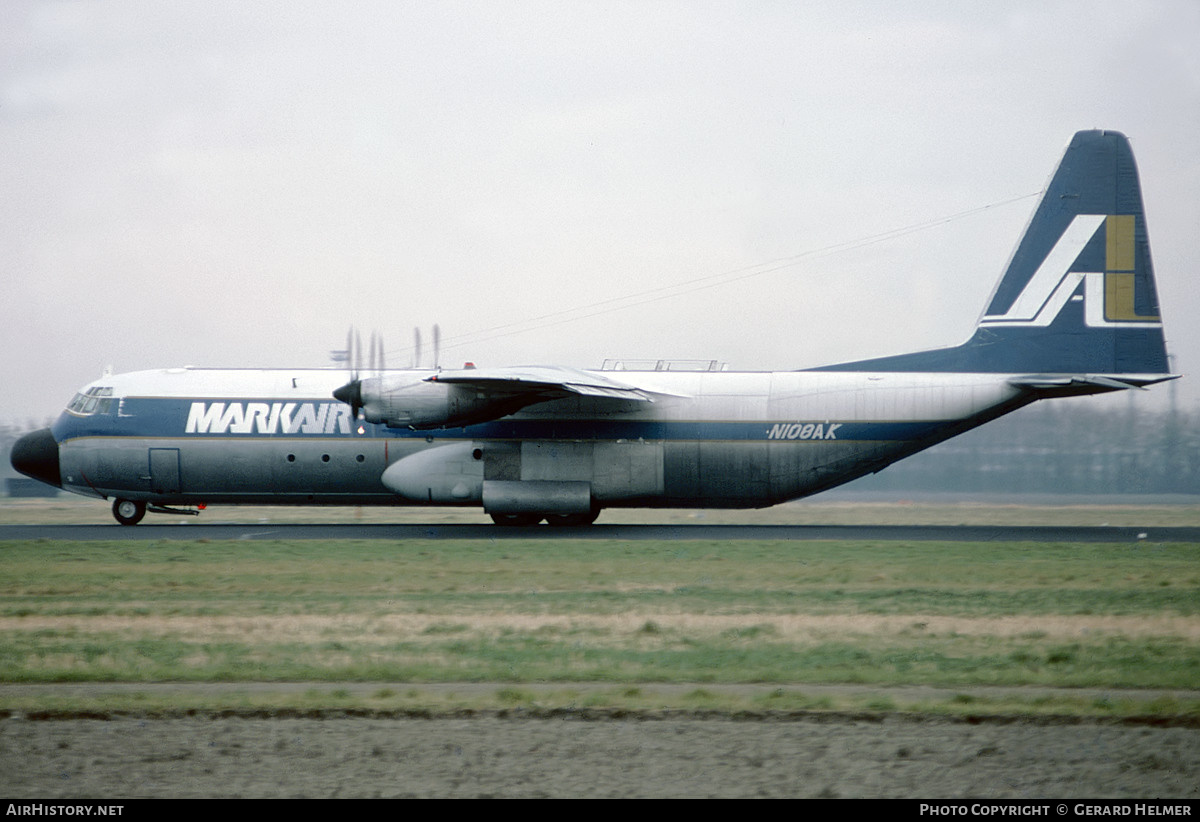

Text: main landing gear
xmin=489 ymin=507 xmax=602 ymax=527
xmin=112 ymin=499 xmax=146 ymax=526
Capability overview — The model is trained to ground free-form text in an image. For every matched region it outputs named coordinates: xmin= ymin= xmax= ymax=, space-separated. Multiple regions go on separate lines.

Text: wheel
xmin=544 ymin=508 xmax=601 ymax=527
xmin=112 ymin=498 xmax=146 ymax=526
xmin=489 ymin=512 xmax=543 ymax=526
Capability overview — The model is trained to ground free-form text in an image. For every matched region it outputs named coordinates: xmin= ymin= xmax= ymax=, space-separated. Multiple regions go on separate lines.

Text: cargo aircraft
xmin=11 ymin=130 xmax=1177 ymax=525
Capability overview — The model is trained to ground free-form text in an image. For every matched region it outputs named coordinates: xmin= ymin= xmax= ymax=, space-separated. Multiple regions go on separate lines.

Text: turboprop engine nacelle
xmin=336 ymin=374 xmax=535 ymax=430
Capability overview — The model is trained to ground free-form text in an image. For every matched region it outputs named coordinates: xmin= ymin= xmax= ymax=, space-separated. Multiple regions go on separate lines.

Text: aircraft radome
xmin=12 ymin=130 xmax=1178 ymax=526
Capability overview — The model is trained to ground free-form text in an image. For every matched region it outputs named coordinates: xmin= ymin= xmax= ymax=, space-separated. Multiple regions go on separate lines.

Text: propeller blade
xmin=414 ymin=327 xmax=422 ymax=369
xmin=336 ymin=326 xmax=365 ymax=419
xmin=433 ymin=324 xmax=440 ymax=370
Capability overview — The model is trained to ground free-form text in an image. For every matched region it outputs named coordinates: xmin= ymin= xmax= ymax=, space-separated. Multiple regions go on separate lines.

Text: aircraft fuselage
xmin=48 ymin=366 xmax=1029 ymax=511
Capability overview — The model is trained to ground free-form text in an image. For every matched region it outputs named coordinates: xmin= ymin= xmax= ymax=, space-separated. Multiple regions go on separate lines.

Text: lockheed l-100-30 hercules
xmin=12 ymin=130 xmax=1176 ymax=525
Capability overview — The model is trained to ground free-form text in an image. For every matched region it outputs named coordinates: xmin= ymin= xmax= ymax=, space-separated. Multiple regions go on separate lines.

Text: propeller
xmin=334 ymin=325 xmax=366 ymax=419
xmin=367 ymin=330 xmax=385 ymax=375
xmin=333 ymin=324 xmax=448 ymax=418
xmin=332 ymin=374 xmax=363 ymax=418
xmin=412 ymin=325 xmax=441 ymax=368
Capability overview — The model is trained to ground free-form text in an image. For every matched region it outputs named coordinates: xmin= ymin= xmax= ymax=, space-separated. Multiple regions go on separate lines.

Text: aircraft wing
xmin=341 ymin=364 xmax=691 ymax=430
xmin=427 ymin=365 xmax=663 ymax=402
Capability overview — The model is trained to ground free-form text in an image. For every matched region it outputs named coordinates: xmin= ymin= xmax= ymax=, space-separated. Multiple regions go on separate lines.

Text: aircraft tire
xmin=488 ymin=513 xmax=544 ymax=526
xmin=544 ymin=508 xmax=601 ymax=527
xmin=112 ymin=499 xmax=146 ymax=526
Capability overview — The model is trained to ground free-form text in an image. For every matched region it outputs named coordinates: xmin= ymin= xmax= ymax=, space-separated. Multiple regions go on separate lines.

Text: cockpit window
xmin=67 ymin=386 xmax=115 ymax=416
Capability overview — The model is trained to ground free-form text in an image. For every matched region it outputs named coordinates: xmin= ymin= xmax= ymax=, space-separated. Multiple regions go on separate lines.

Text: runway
xmin=3 ymin=522 xmax=1199 ymax=541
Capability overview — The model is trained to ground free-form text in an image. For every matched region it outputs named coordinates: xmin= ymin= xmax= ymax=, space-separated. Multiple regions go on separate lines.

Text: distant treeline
xmin=853 ymin=399 xmax=1198 ymax=495
xmin=2 ymin=401 xmax=1197 ymax=496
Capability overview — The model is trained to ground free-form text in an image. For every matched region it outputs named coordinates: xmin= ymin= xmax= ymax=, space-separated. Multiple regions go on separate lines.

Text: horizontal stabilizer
xmin=1009 ymin=373 xmax=1180 ymax=395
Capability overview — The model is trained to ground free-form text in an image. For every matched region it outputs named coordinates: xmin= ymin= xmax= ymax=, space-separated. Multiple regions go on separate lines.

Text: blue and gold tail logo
xmin=980 ymin=214 xmax=1160 ymax=329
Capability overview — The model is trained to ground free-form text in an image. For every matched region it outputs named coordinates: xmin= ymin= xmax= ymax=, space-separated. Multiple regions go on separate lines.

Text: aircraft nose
xmin=10 ymin=428 xmax=61 ymax=488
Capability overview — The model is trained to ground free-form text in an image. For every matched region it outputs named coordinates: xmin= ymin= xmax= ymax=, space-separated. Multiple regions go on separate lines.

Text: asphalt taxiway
xmin=2 ymin=523 xmax=1199 ymax=541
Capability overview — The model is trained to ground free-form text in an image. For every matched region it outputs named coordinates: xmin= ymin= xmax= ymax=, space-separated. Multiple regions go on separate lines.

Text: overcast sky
xmin=2 ymin=0 xmax=1197 ymax=423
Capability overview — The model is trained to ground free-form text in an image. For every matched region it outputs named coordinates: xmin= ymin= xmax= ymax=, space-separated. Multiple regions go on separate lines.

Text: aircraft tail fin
xmin=814 ymin=130 xmax=1171 ymax=377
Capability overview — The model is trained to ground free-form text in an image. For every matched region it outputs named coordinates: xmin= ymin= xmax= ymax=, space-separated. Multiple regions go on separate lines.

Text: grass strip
xmin=1 ymin=539 xmax=1196 ymax=707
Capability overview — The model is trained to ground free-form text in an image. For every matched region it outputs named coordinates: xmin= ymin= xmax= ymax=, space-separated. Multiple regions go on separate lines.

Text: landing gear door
xmin=148 ymin=448 xmax=181 ymax=495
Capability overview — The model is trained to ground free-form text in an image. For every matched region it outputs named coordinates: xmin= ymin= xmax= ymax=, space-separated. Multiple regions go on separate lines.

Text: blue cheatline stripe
xmin=52 ymin=397 xmax=949 ymax=443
